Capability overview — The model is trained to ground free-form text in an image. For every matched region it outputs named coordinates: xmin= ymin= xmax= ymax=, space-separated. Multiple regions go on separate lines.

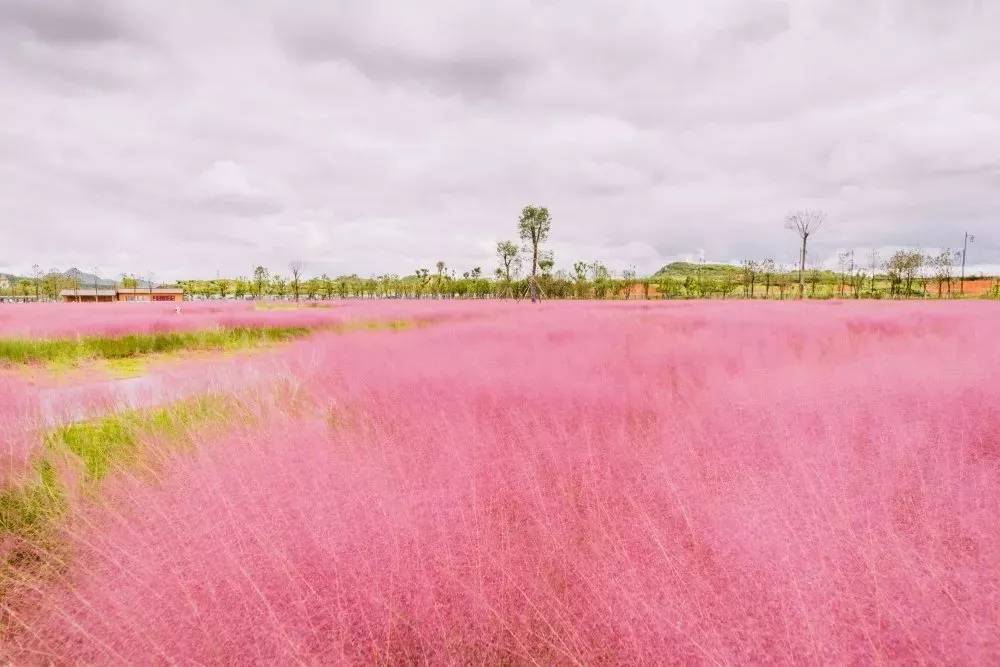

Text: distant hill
xmin=1 ymin=268 xmax=153 ymax=289
xmin=64 ymin=267 xmax=117 ymax=288
xmin=62 ymin=268 xmax=152 ymax=288
xmin=652 ymin=261 xmax=743 ymax=279
xmin=652 ymin=261 xmax=842 ymax=282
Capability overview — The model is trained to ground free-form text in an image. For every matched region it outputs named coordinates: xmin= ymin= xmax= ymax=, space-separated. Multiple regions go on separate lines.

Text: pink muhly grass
xmin=0 ymin=374 xmax=41 ymax=485
xmin=2 ymin=301 xmax=1000 ymax=663
xmin=0 ymin=299 xmax=501 ymax=339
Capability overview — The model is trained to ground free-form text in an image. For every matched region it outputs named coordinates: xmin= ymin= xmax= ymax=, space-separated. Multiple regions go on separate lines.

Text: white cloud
xmin=0 ymin=0 xmax=997 ymax=280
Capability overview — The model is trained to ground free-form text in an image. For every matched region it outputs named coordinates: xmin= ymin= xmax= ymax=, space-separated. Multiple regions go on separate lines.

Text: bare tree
xmin=784 ymin=210 xmax=826 ymax=298
xmin=289 ymin=260 xmax=303 ymax=303
xmin=867 ymin=248 xmax=880 ymax=296
xmin=31 ymin=264 xmax=42 ymax=301
xmin=837 ymin=250 xmax=854 ymax=297
xmin=927 ymin=249 xmax=958 ymax=298
xmin=960 ymin=232 xmax=975 ymax=295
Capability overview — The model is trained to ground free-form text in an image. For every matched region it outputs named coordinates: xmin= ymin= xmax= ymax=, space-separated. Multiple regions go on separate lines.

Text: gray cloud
xmin=1 ymin=0 xmax=998 ymax=281
xmin=277 ymin=11 xmax=530 ymax=96
xmin=0 ymin=0 xmax=131 ymax=44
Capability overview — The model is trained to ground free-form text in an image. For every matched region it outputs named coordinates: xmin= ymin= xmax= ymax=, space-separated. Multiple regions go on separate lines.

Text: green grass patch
xmin=0 ymin=326 xmax=312 ymax=367
xmin=0 ymin=319 xmax=424 ymax=371
xmin=0 ymin=460 xmax=65 ymax=539
xmin=335 ymin=318 xmax=416 ymax=333
xmin=1 ymin=394 xmax=239 ymax=615
xmin=46 ymin=394 xmax=234 ymax=483
xmin=254 ymin=302 xmax=333 ymax=310
xmin=2 ymin=396 xmax=234 ymax=540
xmin=0 ymin=458 xmax=68 ymax=616
xmin=103 ymin=357 xmax=148 ymax=378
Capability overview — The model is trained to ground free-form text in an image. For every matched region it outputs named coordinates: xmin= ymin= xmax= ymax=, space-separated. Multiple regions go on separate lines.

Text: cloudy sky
xmin=2 ymin=0 xmax=998 ymax=281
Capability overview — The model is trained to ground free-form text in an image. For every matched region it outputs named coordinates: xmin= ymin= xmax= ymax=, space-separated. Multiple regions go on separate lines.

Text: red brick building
xmin=60 ymin=287 xmax=184 ymax=302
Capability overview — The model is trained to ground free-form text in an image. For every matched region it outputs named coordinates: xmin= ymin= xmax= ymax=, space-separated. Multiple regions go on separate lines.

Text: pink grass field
xmin=0 ymin=299 xmax=500 ymax=338
xmin=2 ymin=300 xmax=1000 ymax=663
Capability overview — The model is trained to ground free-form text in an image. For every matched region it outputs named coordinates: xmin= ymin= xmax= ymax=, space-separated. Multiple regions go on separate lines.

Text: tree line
xmin=172 ymin=207 xmax=993 ymax=301
xmin=3 ymin=207 xmax=995 ymax=301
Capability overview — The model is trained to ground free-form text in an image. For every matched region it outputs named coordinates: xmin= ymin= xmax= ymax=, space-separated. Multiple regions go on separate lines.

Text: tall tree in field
xmin=495 ymin=241 xmax=520 ymax=297
xmin=435 ymin=261 xmax=446 ymax=298
xmin=538 ymin=251 xmax=556 ymax=297
xmin=784 ymin=209 xmax=825 ymax=298
xmin=271 ymin=274 xmax=287 ymax=300
xmin=289 ymin=260 xmax=303 ymax=303
xmin=621 ymin=266 xmax=637 ymax=300
xmin=253 ymin=265 xmax=269 ymax=299
xmin=759 ymin=258 xmax=776 ymax=299
xmin=887 ymin=250 xmax=923 ymax=298
xmin=518 ymin=205 xmax=552 ymax=303
xmin=740 ymin=260 xmax=758 ymax=298
xmin=32 ymin=264 xmax=42 ymax=300
xmin=927 ymin=249 xmax=957 ymax=297
xmin=572 ymin=261 xmax=589 ymax=298
xmin=867 ymin=248 xmax=881 ymax=295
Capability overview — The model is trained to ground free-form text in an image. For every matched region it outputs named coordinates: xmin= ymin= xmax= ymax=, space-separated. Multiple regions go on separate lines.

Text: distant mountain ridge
xmin=62 ymin=268 xmax=153 ymax=288
xmin=64 ymin=268 xmax=116 ymax=288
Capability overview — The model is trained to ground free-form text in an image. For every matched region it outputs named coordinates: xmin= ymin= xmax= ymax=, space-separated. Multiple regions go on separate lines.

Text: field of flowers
xmin=1 ymin=300 xmax=999 ymax=663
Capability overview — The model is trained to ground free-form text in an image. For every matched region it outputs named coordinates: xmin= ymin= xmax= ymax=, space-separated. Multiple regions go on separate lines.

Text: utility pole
xmin=960 ymin=232 xmax=975 ymax=295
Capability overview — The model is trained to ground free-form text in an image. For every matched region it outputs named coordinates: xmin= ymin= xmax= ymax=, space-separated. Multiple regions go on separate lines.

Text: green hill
xmin=652 ymin=261 xmax=842 ymax=282
xmin=652 ymin=262 xmax=742 ymax=279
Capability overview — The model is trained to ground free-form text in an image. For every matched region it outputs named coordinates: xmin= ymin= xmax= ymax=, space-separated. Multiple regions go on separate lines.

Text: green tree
xmin=759 ymin=258 xmax=776 ymax=299
xmin=320 ymin=273 xmax=334 ymax=299
xmin=253 ymin=266 xmax=269 ymax=299
xmin=270 ymin=274 xmax=287 ymax=299
xmin=927 ymin=249 xmax=958 ymax=298
xmin=591 ymin=261 xmax=610 ymax=299
xmin=435 ymin=261 xmax=446 ymax=299
xmin=32 ymin=264 xmax=42 ymax=300
xmin=518 ymin=205 xmax=552 ymax=303
xmin=495 ymin=241 xmax=520 ymax=298
xmin=572 ymin=261 xmax=590 ymax=298
xmin=621 ymin=266 xmax=637 ymax=300
xmin=740 ymin=260 xmax=758 ymax=298
xmin=887 ymin=250 xmax=923 ymax=298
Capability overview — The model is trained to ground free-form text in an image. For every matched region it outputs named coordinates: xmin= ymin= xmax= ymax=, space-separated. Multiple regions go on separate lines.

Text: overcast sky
xmin=2 ymin=0 xmax=998 ymax=281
